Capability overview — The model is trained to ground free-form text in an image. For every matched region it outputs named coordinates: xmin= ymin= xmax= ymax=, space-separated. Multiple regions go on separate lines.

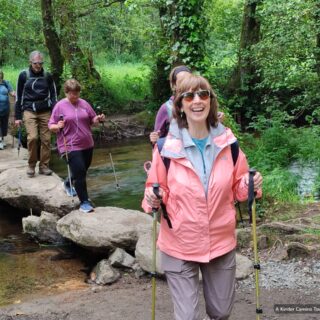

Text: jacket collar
xmin=161 ymin=119 xmax=236 ymax=159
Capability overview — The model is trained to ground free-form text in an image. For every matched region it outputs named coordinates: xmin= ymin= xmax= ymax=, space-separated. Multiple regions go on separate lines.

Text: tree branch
xmin=77 ymin=0 xmax=125 ymax=18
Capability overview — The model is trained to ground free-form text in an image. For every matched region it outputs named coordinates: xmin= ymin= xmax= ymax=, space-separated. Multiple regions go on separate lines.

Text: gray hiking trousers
xmin=161 ymin=249 xmax=236 ymax=320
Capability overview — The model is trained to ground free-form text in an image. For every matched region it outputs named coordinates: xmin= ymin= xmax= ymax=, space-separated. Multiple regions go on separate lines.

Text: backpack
xmin=157 ymin=137 xmax=239 ymax=172
xmin=25 ymin=69 xmax=49 ymax=82
xmin=0 ymin=81 xmax=11 ymax=116
xmin=21 ymin=69 xmax=51 ymax=112
xmin=0 ymin=80 xmax=10 ymax=91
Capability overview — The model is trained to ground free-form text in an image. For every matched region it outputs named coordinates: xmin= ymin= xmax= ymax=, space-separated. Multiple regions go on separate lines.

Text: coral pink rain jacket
xmin=142 ymin=121 xmax=262 ymax=263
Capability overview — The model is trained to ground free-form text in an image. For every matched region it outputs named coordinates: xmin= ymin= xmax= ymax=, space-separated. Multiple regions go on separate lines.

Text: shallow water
xmin=0 ymin=137 xmax=151 ymax=306
xmin=288 ymin=160 xmax=320 ymax=200
xmin=51 ymin=137 xmax=151 ymax=210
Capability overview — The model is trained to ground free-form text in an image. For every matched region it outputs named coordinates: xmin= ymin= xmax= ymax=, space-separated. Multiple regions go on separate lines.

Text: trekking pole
xmin=109 ymin=153 xmax=120 ymax=190
xmin=248 ymin=168 xmax=263 ymax=319
xmin=151 ymin=183 xmax=160 ymax=320
xmin=59 ymin=115 xmax=75 ymax=205
xmin=17 ymin=125 xmax=22 ymax=157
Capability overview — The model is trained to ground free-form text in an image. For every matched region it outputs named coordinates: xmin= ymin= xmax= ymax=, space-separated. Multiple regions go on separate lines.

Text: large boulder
xmin=135 ymin=228 xmax=162 ymax=274
xmin=0 ymin=167 xmax=78 ymax=216
xmin=56 ymin=207 xmax=152 ymax=253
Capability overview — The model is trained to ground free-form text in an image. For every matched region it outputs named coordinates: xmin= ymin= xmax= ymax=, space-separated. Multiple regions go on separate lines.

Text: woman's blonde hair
xmin=64 ymin=79 xmax=81 ymax=93
xmin=173 ymin=75 xmax=219 ymax=129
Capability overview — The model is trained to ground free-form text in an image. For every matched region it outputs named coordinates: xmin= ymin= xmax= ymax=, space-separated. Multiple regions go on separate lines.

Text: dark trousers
xmin=0 ymin=114 xmax=9 ymax=137
xmin=65 ymin=148 xmax=93 ymax=203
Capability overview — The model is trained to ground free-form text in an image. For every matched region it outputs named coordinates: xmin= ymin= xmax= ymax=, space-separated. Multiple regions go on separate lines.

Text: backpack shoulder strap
xmin=158 ymin=137 xmax=239 ymax=171
xmin=231 ymin=140 xmax=239 ymax=166
xmin=44 ymin=71 xmax=50 ymax=82
xmin=2 ymin=80 xmax=9 ymax=90
xmin=24 ymin=69 xmax=30 ymax=81
xmin=157 ymin=137 xmax=171 ymax=172
xmin=165 ymin=99 xmax=173 ymax=120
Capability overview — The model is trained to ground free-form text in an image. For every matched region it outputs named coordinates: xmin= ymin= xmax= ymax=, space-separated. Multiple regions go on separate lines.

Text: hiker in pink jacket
xmin=143 ymin=74 xmax=262 ymax=320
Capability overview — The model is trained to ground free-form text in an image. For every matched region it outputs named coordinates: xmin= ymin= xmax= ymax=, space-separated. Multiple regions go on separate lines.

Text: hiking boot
xmin=79 ymin=201 xmax=94 ymax=213
xmin=27 ymin=166 xmax=35 ymax=177
xmin=0 ymin=141 xmax=3 ymax=150
xmin=63 ymin=180 xmax=77 ymax=197
xmin=39 ymin=167 xmax=53 ymax=176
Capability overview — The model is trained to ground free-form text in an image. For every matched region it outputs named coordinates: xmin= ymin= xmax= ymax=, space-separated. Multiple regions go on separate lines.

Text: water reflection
xmin=51 ymin=137 xmax=152 ymax=210
xmin=0 ymin=203 xmax=38 ymax=254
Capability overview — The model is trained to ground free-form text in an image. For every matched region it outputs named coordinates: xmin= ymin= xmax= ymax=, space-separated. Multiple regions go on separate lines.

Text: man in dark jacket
xmin=15 ymin=50 xmax=57 ymax=177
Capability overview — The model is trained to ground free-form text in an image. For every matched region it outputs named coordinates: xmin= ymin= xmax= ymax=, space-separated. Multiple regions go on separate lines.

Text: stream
xmin=0 ymin=138 xmax=151 ymax=306
xmin=1 ymin=138 xmax=319 ymax=306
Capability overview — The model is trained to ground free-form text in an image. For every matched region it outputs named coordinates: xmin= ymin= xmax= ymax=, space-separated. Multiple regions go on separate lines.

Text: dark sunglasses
xmin=31 ymin=62 xmax=44 ymax=65
xmin=180 ymin=90 xmax=210 ymax=102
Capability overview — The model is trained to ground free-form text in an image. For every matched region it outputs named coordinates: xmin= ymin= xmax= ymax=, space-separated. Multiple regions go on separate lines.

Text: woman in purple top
xmin=150 ymin=65 xmax=192 ymax=144
xmin=48 ymin=79 xmax=105 ymax=213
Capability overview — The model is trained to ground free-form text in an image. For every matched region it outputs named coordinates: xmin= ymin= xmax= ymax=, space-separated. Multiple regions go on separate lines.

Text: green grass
xmin=301 ymin=228 xmax=320 ymax=236
xmin=1 ymin=62 xmax=152 ymax=104
xmin=0 ymin=65 xmax=20 ymax=89
xmin=96 ymin=62 xmax=151 ymax=105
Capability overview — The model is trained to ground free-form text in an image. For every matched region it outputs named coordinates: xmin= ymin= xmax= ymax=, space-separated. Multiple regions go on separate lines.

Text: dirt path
xmin=0 ymin=272 xmax=319 ymax=320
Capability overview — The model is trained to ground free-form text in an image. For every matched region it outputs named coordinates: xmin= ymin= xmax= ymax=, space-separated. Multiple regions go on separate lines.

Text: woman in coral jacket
xmin=143 ymin=74 xmax=262 ymax=320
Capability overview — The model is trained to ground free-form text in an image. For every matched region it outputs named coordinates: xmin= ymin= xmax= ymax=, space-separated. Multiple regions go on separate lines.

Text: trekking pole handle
xmin=152 ymin=183 xmax=160 ymax=210
xmin=152 ymin=183 xmax=172 ymax=228
xmin=152 ymin=183 xmax=161 ymax=200
xmin=249 ymin=168 xmax=256 ymax=188
xmin=96 ymin=106 xmax=105 ymax=123
xmin=152 ymin=183 xmax=161 ymax=211
xmin=59 ymin=114 xmax=65 ymax=132
xmin=248 ymin=168 xmax=257 ymax=224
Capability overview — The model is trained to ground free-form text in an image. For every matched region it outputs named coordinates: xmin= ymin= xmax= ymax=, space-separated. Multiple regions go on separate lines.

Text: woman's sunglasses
xmin=180 ymin=90 xmax=210 ymax=102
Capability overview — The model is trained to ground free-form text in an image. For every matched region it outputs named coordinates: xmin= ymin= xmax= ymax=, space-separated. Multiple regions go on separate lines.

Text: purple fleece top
xmin=154 ymin=96 xmax=174 ymax=138
xmin=48 ymin=98 xmax=96 ymax=154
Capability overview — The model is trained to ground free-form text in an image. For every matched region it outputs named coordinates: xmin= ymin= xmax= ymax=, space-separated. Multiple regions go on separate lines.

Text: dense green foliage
xmin=1 ymin=0 xmax=320 ymax=207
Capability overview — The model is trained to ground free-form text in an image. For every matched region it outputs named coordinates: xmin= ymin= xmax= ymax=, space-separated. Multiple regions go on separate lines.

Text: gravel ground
xmin=238 ymin=258 xmax=320 ymax=293
xmin=0 ymin=257 xmax=319 ymax=320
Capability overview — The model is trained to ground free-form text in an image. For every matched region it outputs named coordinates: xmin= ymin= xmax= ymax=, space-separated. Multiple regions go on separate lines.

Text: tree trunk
xmin=151 ymin=0 xmax=207 ymax=106
xmin=314 ymin=1 xmax=320 ymax=78
xmin=227 ymin=0 xmax=262 ymax=127
xmin=151 ymin=4 xmax=171 ymax=105
xmin=57 ymin=0 xmax=100 ymax=84
xmin=40 ymin=0 xmax=64 ymax=94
